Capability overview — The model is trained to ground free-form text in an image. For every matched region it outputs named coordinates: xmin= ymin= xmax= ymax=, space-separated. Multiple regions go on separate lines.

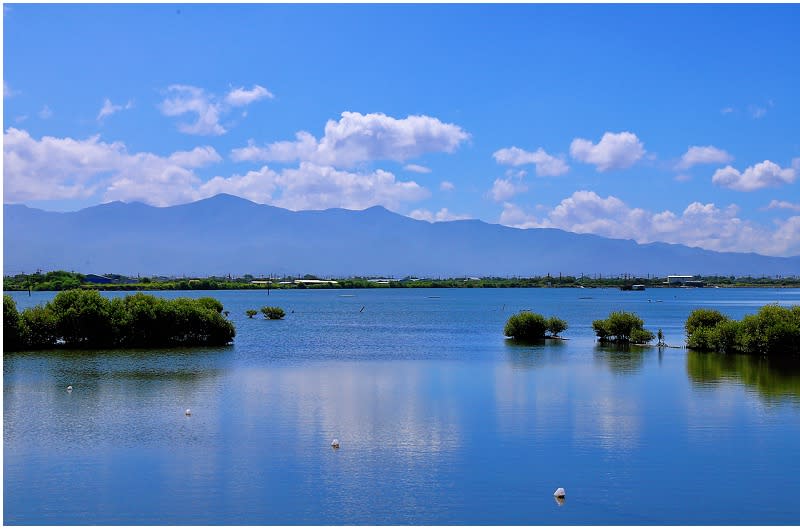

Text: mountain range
xmin=4 ymin=194 xmax=799 ymax=277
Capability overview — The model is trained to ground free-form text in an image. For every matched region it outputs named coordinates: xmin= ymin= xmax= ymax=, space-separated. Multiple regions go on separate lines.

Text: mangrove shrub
xmin=592 ymin=311 xmax=654 ymax=344
xmin=3 ymin=291 xmax=235 ymax=351
xmin=686 ymin=305 xmax=800 ymax=356
xmin=261 ymin=306 xmax=286 ymax=320
xmin=504 ymin=311 xmax=568 ymax=340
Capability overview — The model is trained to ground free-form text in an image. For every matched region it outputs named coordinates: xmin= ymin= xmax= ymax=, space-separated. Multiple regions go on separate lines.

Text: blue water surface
xmin=4 ymin=287 xmax=800 ymax=524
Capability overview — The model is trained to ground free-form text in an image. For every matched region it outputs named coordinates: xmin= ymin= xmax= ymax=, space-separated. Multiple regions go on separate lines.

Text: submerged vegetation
xmin=504 ymin=311 xmax=568 ymax=341
xmin=3 ymin=291 xmax=235 ymax=351
xmin=592 ymin=311 xmax=655 ymax=345
xmin=685 ymin=305 xmax=800 ymax=356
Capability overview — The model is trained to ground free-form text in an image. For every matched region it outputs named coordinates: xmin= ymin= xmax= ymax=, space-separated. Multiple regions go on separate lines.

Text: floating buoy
xmin=554 ymin=487 xmax=566 ymax=498
xmin=331 ymin=439 xmax=340 ymax=449
xmin=66 ymin=385 xmax=73 ymax=391
xmin=185 ymin=409 xmax=192 ymax=416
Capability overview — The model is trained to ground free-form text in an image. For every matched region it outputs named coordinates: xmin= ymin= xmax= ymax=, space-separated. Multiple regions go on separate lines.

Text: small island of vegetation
xmin=3 ymin=290 xmax=235 ymax=351
xmin=504 ymin=311 xmax=568 ymax=341
xmin=592 ymin=311 xmax=654 ymax=345
xmin=685 ymin=305 xmax=800 ymax=356
xmin=261 ymin=306 xmax=286 ymax=320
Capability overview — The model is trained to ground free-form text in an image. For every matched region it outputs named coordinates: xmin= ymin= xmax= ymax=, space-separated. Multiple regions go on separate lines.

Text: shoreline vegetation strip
xmin=4 ymin=271 xmax=800 ymax=292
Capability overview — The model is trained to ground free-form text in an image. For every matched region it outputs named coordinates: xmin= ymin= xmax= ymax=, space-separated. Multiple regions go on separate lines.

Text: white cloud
xmin=199 ymin=162 xmax=429 ymax=211
xmin=489 ymin=177 xmax=527 ymax=202
xmin=231 ymin=112 xmax=469 ymax=168
xmin=3 ymin=128 xmax=221 ymax=206
xmin=721 ymin=107 xmax=734 ymax=115
xmin=159 ymin=85 xmax=226 ymax=136
xmin=712 ymin=160 xmax=795 ymax=191
xmin=749 ymin=105 xmax=767 ymax=119
xmin=499 ymin=190 xmax=800 ymax=256
xmin=674 ymin=174 xmax=692 ymax=182
xmin=492 ymin=146 xmax=569 ymax=176
xmin=766 ymin=200 xmax=800 ymax=212
xmin=15 ymin=115 xmax=28 ymax=124
xmin=677 ymin=145 xmax=733 ymax=170
xmin=38 ymin=105 xmax=53 ymax=119
xmin=404 ymin=164 xmax=431 ymax=174
xmin=408 ymin=207 xmax=471 ymax=223
xmin=569 ymin=131 xmax=645 ymax=172
xmin=97 ymin=98 xmax=133 ymax=122
xmin=440 ymin=181 xmax=455 ymax=191
xmin=224 ymin=85 xmax=273 ymax=107
xmin=160 ymin=83 xmax=272 ymax=136
xmin=4 ymin=81 xmax=18 ymax=98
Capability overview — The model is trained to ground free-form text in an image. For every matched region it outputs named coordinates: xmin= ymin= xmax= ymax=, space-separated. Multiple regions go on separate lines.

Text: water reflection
xmin=503 ymin=338 xmax=566 ymax=370
xmin=593 ymin=344 xmax=648 ymax=374
xmin=686 ymin=351 xmax=800 ymax=402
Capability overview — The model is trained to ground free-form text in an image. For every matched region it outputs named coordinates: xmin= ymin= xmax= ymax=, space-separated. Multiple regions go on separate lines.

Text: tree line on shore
xmin=5 ymin=270 xmax=800 ymax=292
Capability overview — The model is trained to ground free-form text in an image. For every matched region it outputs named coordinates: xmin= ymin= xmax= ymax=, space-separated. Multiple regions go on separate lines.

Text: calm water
xmin=5 ymin=287 xmax=800 ymax=525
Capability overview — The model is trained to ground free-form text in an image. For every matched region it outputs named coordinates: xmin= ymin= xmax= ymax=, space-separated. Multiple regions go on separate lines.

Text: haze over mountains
xmin=4 ymin=194 xmax=799 ymax=277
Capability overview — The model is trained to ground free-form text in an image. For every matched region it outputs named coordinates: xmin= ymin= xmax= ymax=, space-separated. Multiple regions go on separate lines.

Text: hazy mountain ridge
xmin=4 ymin=194 xmax=799 ymax=277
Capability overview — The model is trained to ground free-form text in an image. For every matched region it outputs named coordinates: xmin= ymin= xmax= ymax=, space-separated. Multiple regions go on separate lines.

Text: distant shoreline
xmin=4 ymin=271 xmax=800 ymax=292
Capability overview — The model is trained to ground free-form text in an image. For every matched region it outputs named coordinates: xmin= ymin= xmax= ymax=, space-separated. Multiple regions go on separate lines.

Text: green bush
xmin=593 ymin=311 xmax=653 ymax=344
xmin=246 ymin=309 xmax=258 ymax=318
xmin=504 ymin=311 xmax=568 ymax=340
xmin=685 ymin=305 xmax=799 ymax=356
xmin=505 ymin=311 xmax=547 ymax=340
xmin=546 ymin=316 xmax=568 ymax=337
xmin=686 ymin=309 xmax=729 ymax=340
xmin=261 ymin=306 xmax=286 ymax=320
xmin=4 ymin=295 xmax=23 ymax=351
xmin=2 ymin=290 xmax=235 ymax=351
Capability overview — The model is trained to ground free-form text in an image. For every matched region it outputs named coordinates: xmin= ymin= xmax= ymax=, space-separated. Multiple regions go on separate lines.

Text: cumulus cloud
xmin=677 ymin=145 xmax=733 ymax=170
xmin=492 ymin=146 xmax=569 ymax=176
xmin=408 ymin=207 xmax=471 ymax=223
xmin=489 ymin=177 xmax=527 ymax=202
xmin=569 ymin=131 xmax=645 ymax=172
xmin=224 ymin=85 xmax=273 ymax=107
xmin=404 ymin=163 xmax=432 ymax=174
xmin=440 ymin=181 xmax=455 ymax=191
xmin=766 ymin=200 xmax=800 ymax=212
xmin=3 ymin=128 xmax=221 ymax=206
xmin=712 ymin=160 xmax=795 ymax=191
xmin=231 ymin=112 xmax=469 ymax=168
xmin=5 ymin=128 xmax=431 ymax=212
xmin=199 ymin=162 xmax=429 ymax=211
xmin=97 ymin=98 xmax=133 ymax=122
xmin=499 ymin=190 xmax=800 ymax=256
xmin=159 ymin=83 xmax=273 ymax=136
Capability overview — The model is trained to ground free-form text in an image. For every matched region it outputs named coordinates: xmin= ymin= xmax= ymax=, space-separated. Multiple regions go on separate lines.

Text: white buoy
xmin=66 ymin=385 xmax=73 ymax=391
xmin=554 ymin=487 xmax=566 ymax=498
xmin=185 ymin=409 xmax=192 ymax=416
xmin=331 ymin=438 xmax=340 ymax=449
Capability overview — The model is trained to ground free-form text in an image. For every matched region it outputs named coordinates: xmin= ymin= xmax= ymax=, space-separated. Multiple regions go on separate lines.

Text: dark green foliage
xmin=505 ymin=312 xmax=547 ymax=340
xmin=4 ymin=295 xmax=23 ymax=351
xmin=546 ymin=316 xmax=568 ymax=337
xmin=685 ymin=305 xmax=800 ymax=356
xmin=686 ymin=309 xmax=729 ymax=338
xmin=504 ymin=311 xmax=567 ymax=340
xmin=261 ymin=306 xmax=286 ymax=320
xmin=592 ymin=311 xmax=654 ymax=344
xmin=246 ymin=309 xmax=258 ymax=318
xmin=2 ymin=291 xmax=235 ymax=351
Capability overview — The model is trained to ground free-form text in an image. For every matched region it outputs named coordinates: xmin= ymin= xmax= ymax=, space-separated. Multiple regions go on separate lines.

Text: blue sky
xmin=3 ymin=4 xmax=800 ymax=256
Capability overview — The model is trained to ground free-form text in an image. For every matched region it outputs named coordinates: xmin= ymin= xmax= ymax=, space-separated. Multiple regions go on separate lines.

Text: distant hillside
xmin=4 ymin=194 xmax=799 ymax=277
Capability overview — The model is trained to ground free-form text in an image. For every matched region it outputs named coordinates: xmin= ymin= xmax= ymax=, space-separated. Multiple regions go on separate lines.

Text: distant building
xmin=84 ymin=274 xmax=114 ymax=284
xmin=665 ymin=275 xmax=704 ymax=287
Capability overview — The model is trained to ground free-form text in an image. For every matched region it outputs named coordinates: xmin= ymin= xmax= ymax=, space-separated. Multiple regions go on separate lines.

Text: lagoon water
xmin=4 ymin=287 xmax=800 ymax=524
